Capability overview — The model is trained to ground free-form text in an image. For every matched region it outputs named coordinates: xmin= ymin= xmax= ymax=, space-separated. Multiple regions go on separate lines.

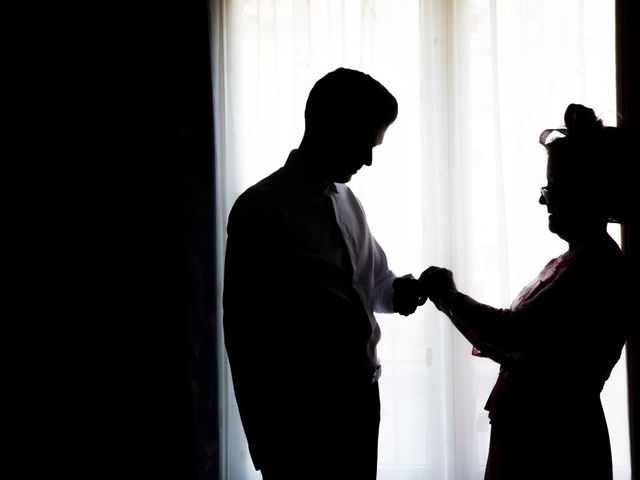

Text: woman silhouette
xmin=421 ymin=104 xmax=636 ymax=480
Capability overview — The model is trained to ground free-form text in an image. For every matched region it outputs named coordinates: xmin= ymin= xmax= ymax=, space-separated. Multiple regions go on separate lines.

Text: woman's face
xmin=539 ymin=152 xmax=604 ymax=242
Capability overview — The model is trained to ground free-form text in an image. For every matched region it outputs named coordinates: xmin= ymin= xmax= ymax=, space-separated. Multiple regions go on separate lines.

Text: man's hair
xmin=304 ymin=68 xmax=398 ymax=136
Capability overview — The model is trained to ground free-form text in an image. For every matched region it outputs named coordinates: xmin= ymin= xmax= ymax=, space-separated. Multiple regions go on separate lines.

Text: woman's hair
xmin=539 ymin=103 xmax=636 ymax=223
xmin=304 ymin=68 xmax=398 ymax=137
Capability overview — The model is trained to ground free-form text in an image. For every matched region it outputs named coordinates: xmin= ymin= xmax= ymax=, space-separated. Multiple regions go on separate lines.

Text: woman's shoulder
xmin=559 ymin=233 xmax=621 ymax=266
xmin=558 ymin=236 xmax=634 ymax=302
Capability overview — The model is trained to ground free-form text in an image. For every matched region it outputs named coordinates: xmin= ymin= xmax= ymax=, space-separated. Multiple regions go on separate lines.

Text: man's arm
xmin=370 ymin=236 xmax=427 ymax=316
xmin=222 ymin=192 xmax=280 ymax=468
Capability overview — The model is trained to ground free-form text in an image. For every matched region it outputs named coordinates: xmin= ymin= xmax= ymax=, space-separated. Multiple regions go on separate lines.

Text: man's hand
xmin=392 ymin=276 xmax=428 ymax=316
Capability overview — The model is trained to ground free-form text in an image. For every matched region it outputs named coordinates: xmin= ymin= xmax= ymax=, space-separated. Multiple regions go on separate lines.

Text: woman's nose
xmin=539 ymin=194 xmax=546 ymax=205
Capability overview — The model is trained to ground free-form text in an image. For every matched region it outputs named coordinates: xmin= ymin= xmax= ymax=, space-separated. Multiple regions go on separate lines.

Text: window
xmin=212 ymin=1 xmax=630 ymax=478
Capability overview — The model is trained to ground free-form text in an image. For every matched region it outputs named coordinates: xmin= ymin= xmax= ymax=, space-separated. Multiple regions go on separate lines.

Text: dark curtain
xmin=122 ymin=0 xmax=218 ymax=478
xmin=617 ymin=0 xmax=639 ymax=478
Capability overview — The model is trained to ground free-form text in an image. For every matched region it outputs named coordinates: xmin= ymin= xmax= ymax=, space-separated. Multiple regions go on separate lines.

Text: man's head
xmin=301 ymin=68 xmax=398 ymax=183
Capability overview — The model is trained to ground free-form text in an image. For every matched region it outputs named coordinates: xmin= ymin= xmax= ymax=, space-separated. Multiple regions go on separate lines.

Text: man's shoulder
xmin=229 ymin=169 xmax=286 ymax=217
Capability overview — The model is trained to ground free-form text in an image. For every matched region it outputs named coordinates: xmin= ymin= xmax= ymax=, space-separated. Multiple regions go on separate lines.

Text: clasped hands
xmin=392 ymin=266 xmax=457 ymax=316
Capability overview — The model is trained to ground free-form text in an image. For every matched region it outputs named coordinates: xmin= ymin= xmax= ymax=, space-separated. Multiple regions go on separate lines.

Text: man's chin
xmin=333 ymin=173 xmax=353 ymax=183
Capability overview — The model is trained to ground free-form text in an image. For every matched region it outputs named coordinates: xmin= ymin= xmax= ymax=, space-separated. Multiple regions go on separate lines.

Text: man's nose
xmin=363 ymin=150 xmax=373 ymax=167
xmin=539 ymin=194 xmax=546 ymax=205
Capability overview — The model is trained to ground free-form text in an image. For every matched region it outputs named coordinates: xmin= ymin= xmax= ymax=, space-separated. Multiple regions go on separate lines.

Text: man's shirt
xmin=223 ymin=149 xmax=397 ymax=372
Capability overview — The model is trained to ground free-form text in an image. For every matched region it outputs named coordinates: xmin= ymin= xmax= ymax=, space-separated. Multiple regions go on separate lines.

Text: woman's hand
xmin=419 ymin=266 xmax=457 ymax=298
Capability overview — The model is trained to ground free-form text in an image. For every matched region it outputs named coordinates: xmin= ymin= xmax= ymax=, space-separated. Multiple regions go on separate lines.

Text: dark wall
xmin=618 ymin=0 xmax=640 ymax=477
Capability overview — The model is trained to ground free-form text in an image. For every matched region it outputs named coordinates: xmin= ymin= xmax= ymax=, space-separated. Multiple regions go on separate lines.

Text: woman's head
xmin=539 ymin=104 xmax=634 ymax=242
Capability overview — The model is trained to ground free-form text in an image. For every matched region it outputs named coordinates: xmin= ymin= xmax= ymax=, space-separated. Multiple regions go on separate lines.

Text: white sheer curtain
xmin=211 ymin=1 xmax=630 ymax=479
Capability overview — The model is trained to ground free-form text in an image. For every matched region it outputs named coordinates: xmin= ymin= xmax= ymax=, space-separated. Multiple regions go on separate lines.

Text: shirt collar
xmin=324 ymin=182 xmax=338 ymax=195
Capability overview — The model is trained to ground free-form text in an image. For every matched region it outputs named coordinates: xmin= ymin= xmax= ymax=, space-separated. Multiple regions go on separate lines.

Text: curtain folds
xmin=212 ymin=1 xmax=630 ymax=478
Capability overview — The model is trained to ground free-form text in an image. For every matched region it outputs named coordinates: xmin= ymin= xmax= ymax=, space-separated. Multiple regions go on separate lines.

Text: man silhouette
xmin=223 ymin=67 xmax=425 ymax=480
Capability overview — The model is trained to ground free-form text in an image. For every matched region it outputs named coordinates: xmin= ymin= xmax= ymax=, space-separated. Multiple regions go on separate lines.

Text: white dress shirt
xmin=224 ymin=149 xmax=398 ymax=372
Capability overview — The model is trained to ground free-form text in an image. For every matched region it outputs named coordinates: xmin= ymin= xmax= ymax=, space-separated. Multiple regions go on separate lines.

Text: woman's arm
xmin=420 ymin=266 xmax=562 ymax=360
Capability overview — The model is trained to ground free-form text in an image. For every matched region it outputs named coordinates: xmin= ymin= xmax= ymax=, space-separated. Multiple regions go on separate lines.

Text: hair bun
xmin=564 ymin=103 xmax=603 ymax=134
